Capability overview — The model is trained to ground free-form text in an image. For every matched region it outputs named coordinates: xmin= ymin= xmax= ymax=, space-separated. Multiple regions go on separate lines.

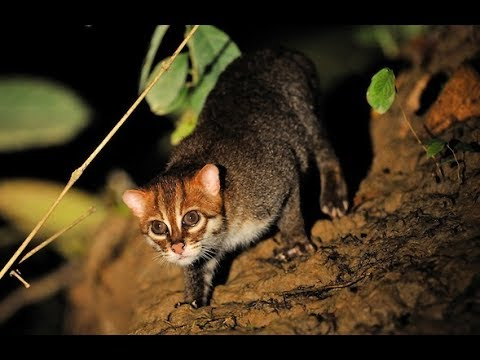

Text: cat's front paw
xmin=273 ymin=241 xmax=316 ymax=262
xmin=174 ymin=299 xmax=201 ymax=309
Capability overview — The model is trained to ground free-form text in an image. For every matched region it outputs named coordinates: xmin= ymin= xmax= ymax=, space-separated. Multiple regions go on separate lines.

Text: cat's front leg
xmin=179 ymin=258 xmax=218 ymax=308
xmin=179 ymin=264 xmax=205 ymax=308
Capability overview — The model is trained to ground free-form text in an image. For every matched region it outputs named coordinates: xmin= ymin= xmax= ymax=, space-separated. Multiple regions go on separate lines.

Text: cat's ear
xmin=195 ymin=164 xmax=220 ymax=196
xmin=122 ymin=189 xmax=147 ymax=218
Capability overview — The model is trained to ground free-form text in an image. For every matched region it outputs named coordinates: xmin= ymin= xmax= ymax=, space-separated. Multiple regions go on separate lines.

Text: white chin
xmin=168 ymin=254 xmax=197 ymax=266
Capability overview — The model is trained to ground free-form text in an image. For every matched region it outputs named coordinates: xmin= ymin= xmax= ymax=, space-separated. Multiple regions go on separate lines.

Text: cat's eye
xmin=150 ymin=220 xmax=168 ymax=235
xmin=182 ymin=210 xmax=200 ymax=227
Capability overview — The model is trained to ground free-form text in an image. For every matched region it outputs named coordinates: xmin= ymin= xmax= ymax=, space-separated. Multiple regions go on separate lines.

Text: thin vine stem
xmin=446 ymin=143 xmax=462 ymax=182
xmin=400 ymin=106 xmax=443 ymax=178
xmin=400 ymin=107 xmax=427 ymax=152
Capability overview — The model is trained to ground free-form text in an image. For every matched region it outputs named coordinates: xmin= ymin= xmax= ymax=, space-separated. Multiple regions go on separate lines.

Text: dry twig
xmin=0 ymin=25 xmax=200 ymax=281
xmin=19 ymin=207 xmax=96 ymax=265
xmin=0 ymin=263 xmax=80 ymax=324
xmin=9 ymin=270 xmax=30 ymax=288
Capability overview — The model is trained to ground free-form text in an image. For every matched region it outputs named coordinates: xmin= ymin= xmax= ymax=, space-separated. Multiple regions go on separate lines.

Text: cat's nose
xmin=171 ymin=242 xmax=185 ymax=255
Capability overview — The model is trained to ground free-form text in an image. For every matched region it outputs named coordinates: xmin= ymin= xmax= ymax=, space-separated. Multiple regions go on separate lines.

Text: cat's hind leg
xmin=274 ymin=183 xmax=316 ymax=262
xmin=314 ymin=134 xmax=348 ymax=219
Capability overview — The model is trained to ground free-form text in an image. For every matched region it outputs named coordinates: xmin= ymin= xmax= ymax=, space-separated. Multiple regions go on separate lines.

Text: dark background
xmin=0 ymin=25 xmax=387 ymax=334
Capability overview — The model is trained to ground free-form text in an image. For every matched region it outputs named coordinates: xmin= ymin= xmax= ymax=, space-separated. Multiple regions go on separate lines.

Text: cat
xmin=122 ymin=47 xmax=348 ymax=308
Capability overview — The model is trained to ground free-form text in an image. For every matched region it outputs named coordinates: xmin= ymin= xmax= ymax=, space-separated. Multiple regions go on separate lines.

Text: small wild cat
xmin=123 ymin=48 xmax=348 ymax=308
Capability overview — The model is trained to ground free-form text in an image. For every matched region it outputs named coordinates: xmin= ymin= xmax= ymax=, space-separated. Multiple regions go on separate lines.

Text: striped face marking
xmin=122 ymin=164 xmax=224 ymax=266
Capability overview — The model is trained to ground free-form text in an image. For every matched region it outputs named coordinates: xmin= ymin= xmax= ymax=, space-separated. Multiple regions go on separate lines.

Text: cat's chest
xmin=223 ymin=219 xmax=272 ymax=251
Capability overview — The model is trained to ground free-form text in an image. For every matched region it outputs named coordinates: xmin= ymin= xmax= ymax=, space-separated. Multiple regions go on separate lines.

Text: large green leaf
xmin=0 ymin=77 xmax=91 ymax=152
xmin=187 ymin=25 xmax=241 ymax=114
xmin=145 ymin=53 xmax=189 ymax=116
xmin=139 ymin=25 xmax=170 ymax=92
xmin=170 ymin=107 xmax=198 ymax=145
xmin=0 ymin=179 xmax=108 ymax=259
xmin=366 ymin=68 xmax=396 ymax=114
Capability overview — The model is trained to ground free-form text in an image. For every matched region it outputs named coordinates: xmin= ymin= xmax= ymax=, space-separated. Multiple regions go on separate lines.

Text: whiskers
xmin=148 ymin=242 xmax=220 ymax=268
xmin=136 ymin=248 xmax=178 ymax=282
xmin=198 ymin=244 xmax=219 ymax=265
xmin=152 ymin=251 xmax=172 ymax=268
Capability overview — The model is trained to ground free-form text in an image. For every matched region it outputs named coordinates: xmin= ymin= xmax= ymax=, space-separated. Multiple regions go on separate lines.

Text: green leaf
xmin=0 ymin=179 xmax=108 ymax=259
xmin=366 ymin=68 xmax=396 ymax=114
xmin=164 ymin=85 xmax=189 ymax=116
xmin=0 ymin=77 xmax=91 ymax=152
xmin=145 ymin=53 xmax=189 ymax=116
xmin=187 ymin=25 xmax=239 ymax=82
xmin=170 ymin=107 xmax=198 ymax=145
xmin=426 ymin=138 xmax=447 ymax=158
xmin=139 ymin=25 xmax=170 ymax=92
xmin=187 ymin=25 xmax=241 ymax=114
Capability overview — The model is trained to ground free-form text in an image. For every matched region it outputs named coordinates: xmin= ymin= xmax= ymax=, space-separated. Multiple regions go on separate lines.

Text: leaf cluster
xmin=140 ymin=25 xmax=241 ymax=145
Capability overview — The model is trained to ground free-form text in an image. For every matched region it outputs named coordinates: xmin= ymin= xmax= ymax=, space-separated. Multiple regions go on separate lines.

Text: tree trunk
xmin=67 ymin=25 xmax=480 ymax=334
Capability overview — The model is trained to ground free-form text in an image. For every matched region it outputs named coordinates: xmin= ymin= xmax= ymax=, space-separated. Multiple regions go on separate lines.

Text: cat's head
xmin=122 ymin=164 xmax=224 ymax=266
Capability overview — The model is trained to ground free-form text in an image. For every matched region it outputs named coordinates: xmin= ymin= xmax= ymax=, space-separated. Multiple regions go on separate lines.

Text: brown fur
xmin=137 ymin=174 xmax=223 ymax=250
xmin=123 ymin=48 xmax=348 ymax=307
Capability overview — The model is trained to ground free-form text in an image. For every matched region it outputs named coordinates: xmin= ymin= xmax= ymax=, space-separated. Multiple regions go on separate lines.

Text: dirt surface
xmin=67 ymin=26 xmax=480 ymax=335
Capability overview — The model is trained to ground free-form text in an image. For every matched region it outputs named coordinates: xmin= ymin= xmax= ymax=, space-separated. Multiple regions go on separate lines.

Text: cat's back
xmin=197 ymin=47 xmax=318 ymax=134
xmin=166 ymin=48 xmax=324 ymax=222
xmin=168 ymin=47 xmax=320 ymax=172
